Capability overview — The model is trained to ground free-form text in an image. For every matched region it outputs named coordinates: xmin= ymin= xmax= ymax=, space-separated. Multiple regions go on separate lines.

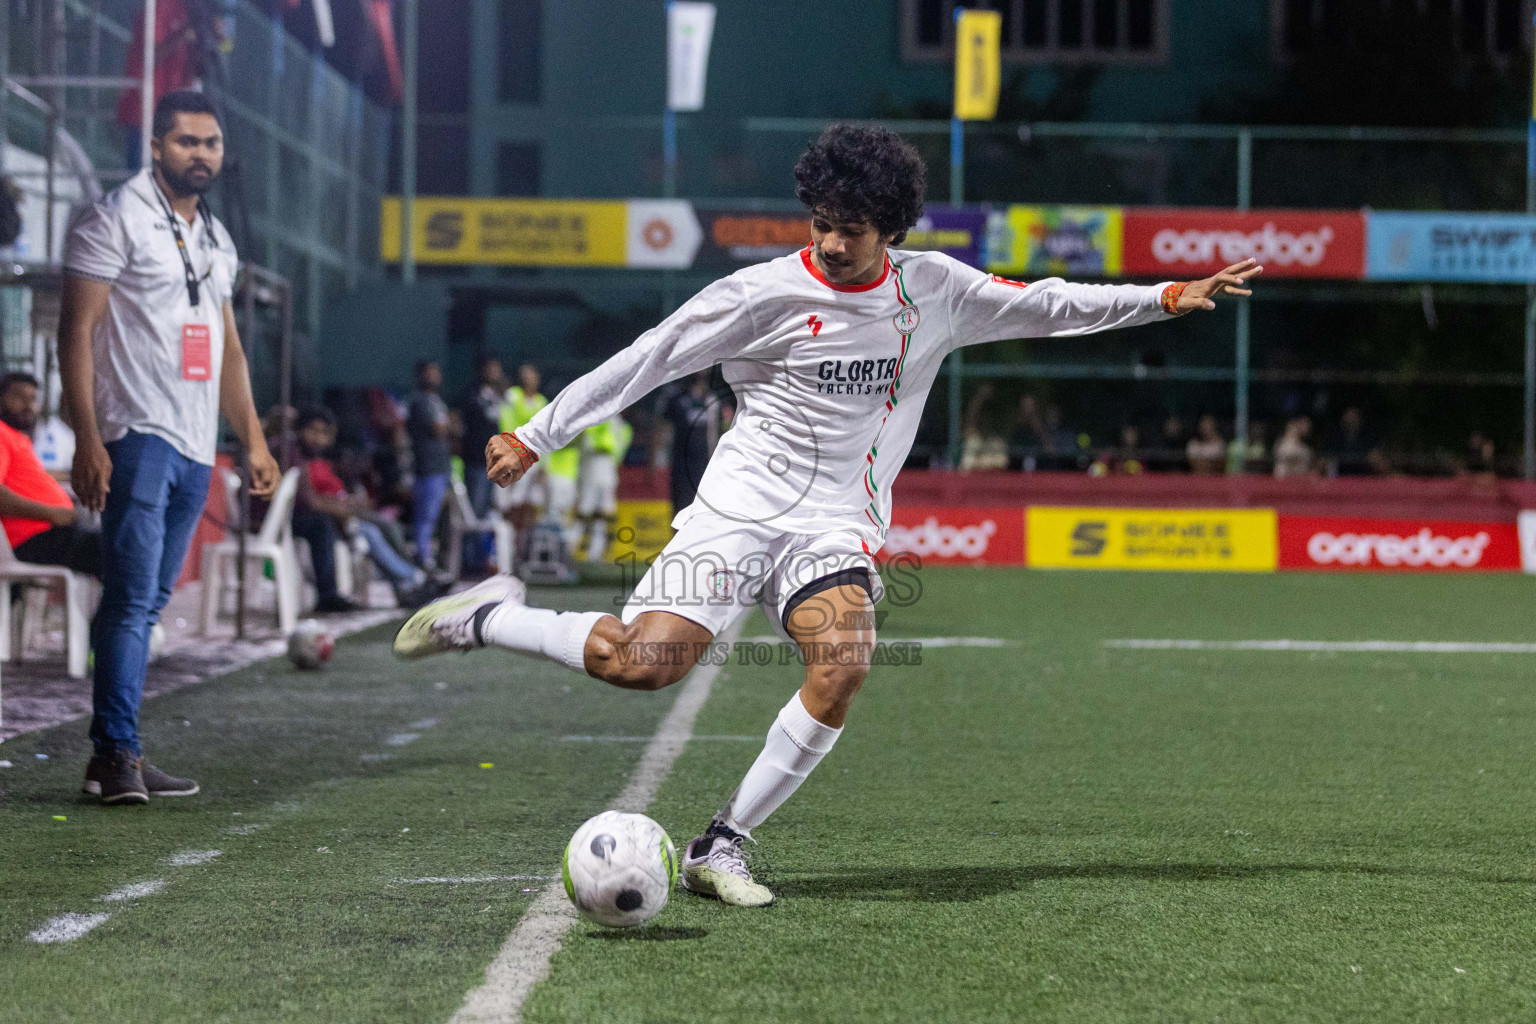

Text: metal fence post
xmin=1234 ymin=128 xmax=1252 ymax=449
xmin=400 ymin=0 xmax=418 ymax=286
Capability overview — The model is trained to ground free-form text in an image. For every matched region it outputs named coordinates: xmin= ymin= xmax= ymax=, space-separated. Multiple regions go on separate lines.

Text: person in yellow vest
xmin=497 ymin=364 xmax=547 ymax=559
xmin=543 ymin=439 xmax=582 ymax=556
xmin=576 ymin=414 xmax=633 ymax=561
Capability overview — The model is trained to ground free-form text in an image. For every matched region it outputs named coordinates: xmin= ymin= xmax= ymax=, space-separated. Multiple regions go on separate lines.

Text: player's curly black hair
xmin=794 ymin=123 xmax=926 ymax=246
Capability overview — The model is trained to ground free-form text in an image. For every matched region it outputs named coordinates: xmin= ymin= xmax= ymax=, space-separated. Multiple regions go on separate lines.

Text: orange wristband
xmin=499 ymin=431 xmax=539 ymax=465
xmin=1161 ymin=281 xmax=1189 ymax=316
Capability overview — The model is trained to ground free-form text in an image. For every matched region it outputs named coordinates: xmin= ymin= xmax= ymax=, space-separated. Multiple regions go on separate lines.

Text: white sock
xmin=716 ymin=692 xmax=842 ymax=835
xmin=480 ymin=605 xmax=607 ymax=674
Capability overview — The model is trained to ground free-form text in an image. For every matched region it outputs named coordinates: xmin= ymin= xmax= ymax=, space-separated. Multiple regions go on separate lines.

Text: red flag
xmin=116 ymin=0 xmax=201 ymax=127
xmin=365 ymin=0 xmax=403 ymax=104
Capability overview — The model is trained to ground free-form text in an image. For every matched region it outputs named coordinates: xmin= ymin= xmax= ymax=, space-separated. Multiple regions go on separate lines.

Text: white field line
xmin=740 ymin=635 xmax=1016 ymax=648
xmin=100 ymin=879 xmax=168 ymax=902
xmin=448 ymin=622 xmax=742 ymax=1024
xmin=1106 ymin=639 xmax=1536 ymax=654
xmin=385 ymin=732 xmax=421 ymax=746
xmin=396 ymin=876 xmax=556 ymax=885
xmin=164 ymin=849 xmax=222 ymax=867
xmin=410 ymin=718 xmax=440 ymax=730
xmin=28 ymin=912 xmax=110 ymax=943
xmin=227 ymin=823 xmax=268 ymax=836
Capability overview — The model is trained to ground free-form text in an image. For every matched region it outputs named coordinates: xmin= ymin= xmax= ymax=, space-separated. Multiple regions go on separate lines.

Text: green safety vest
xmin=584 ymin=418 xmax=633 ymax=460
xmin=499 ymin=386 xmax=547 ymax=433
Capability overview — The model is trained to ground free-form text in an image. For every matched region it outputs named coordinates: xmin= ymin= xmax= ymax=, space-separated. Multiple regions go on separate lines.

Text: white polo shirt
xmin=63 ymin=168 xmax=239 ymax=466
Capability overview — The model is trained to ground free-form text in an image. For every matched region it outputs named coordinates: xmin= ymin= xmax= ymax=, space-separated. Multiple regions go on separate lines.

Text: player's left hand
xmin=1178 ymin=258 xmax=1263 ymax=312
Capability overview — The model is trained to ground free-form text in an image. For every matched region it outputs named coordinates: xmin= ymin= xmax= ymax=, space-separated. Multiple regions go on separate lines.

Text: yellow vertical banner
xmin=953 ymin=8 xmax=1002 ymax=121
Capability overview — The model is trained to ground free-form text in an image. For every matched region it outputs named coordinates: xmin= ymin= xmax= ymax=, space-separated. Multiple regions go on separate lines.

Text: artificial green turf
xmin=6 ymin=572 xmax=1536 ymax=1023
xmin=525 ymin=572 xmax=1536 ymax=1024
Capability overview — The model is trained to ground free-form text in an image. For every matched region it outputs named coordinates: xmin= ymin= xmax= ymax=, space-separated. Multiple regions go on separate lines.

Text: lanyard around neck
xmin=151 ymin=177 xmax=212 ymax=309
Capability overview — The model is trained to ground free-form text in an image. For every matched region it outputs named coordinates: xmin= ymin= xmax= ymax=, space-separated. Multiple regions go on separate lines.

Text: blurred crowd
xmin=961 ymin=385 xmax=1508 ymax=481
xmin=259 ymin=358 xmax=737 ymax=607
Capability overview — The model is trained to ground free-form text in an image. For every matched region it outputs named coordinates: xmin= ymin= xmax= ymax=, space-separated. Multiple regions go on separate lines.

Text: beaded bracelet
xmin=1160 ymin=281 xmax=1190 ymax=316
xmin=499 ymin=431 xmax=540 ymax=465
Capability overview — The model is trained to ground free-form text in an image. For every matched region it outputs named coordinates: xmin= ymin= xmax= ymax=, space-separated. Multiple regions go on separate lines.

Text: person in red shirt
xmin=0 ymin=373 xmax=100 ymax=577
xmin=294 ymin=407 xmax=443 ymax=610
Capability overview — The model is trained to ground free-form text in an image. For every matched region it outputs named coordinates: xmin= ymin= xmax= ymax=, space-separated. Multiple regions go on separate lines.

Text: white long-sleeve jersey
xmin=517 ymin=245 xmax=1178 ymax=546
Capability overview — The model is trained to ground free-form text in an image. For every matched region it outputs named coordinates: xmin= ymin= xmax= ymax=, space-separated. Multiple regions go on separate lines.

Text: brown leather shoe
xmin=96 ymin=750 xmax=149 ymax=805
xmin=141 ymin=760 xmax=199 ymax=797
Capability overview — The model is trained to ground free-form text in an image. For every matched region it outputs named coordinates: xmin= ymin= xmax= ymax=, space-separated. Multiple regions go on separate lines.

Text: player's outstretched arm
xmin=948 ymin=256 xmax=1264 ymax=348
xmin=1169 ymin=259 xmax=1263 ymax=313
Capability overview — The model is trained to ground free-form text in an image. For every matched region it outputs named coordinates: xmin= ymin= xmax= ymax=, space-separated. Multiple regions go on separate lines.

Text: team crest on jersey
xmin=708 ymin=569 xmax=735 ymax=601
xmin=893 ymin=305 xmax=920 ymax=334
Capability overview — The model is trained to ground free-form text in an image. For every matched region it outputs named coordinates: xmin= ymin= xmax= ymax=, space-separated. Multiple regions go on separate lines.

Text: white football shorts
xmin=620 ymin=507 xmax=884 ymax=643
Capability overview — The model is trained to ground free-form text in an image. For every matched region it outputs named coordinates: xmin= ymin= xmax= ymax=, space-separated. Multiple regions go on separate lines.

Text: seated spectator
xmin=1186 ymin=414 xmax=1225 ymax=475
xmin=1273 ymin=416 xmax=1315 ymax=478
xmin=0 ymin=372 xmax=99 ymax=576
xmin=1039 ymin=405 xmax=1082 ymax=471
xmin=1226 ymin=421 xmax=1269 ymax=475
xmin=295 ymin=407 xmax=445 ymax=611
xmin=1148 ymin=415 xmax=1188 ymax=473
xmin=959 ymin=383 xmax=1007 ymax=472
xmin=1331 ymin=407 xmax=1389 ymax=476
xmin=1091 ymin=424 xmax=1145 ymax=476
xmin=1464 ymin=431 xmax=1498 ymax=480
xmin=1008 ymin=394 xmax=1046 ymax=470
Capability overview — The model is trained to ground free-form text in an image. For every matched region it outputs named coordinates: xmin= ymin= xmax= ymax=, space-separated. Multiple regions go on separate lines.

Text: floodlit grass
xmin=5 ymin=571 xmax=1536 ymax=1023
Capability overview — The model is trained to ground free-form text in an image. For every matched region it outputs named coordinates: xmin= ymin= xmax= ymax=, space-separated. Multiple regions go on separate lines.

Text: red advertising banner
xmin=1123 ymin=209 xmax=1367 ymax=280
xmin=878 ymin=505 xmax=1024 ymax=566
xmin=1277 ymin=515 xmax=1521 ymax=571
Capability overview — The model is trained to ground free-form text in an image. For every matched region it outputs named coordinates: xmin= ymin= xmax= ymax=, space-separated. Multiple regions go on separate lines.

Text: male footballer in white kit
xmin=395 ymin=123 xmax=1261 ymax=906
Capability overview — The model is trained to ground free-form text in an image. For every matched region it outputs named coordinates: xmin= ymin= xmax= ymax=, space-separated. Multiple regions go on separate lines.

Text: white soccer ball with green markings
xmin=563 ymin=811 xmax=677 ymax=928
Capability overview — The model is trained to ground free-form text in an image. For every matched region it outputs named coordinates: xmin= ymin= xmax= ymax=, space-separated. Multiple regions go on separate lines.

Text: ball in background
xmin=287 ymin=619 xmax=336 ymax=670
xmin=563 ymin=810 xmax=678 ymax=928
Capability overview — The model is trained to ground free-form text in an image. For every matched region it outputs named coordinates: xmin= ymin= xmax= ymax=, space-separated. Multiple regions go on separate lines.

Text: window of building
xmin=1275 ymin=0 xmax=1531 ymax=56
xmin=904 ymin=0 xmax=1167 ymax=63
xmin=497 ymin=143 xmax=542 ymax=196
xmin=498 ymin=0 xmax=542 ymax=103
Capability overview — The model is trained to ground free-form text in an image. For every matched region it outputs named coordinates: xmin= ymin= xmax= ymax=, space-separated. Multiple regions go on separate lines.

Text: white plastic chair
xmin=444 ymin=476 xmax=514 ymax=579
xmin=199 ymin=467 xmax=302 ymax=636
xmin=0 ymin=526 xmax=98 ymax=678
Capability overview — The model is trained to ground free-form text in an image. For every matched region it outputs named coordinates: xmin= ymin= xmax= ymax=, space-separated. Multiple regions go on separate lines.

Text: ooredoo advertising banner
xmin=878 ymin=505 xmax=1024 ymax=566
xmin=1122 ymin=209 xmax=1366 ymax=280
xmin=1277 ymin=516 xmax=1521 ymax=571
xmin=1026 ymin=507 xmax=1277 ymax=571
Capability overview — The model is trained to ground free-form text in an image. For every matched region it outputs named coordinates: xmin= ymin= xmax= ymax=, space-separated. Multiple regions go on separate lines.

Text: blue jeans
xmin=412 ymin=473 xmax=449 ymax=566
xmin=462 ymin=465 xmax=494 ymax=571
xmin=355 ymin=519 xmax=418 ymax=584
xmin=90 ymin=431 xmax=212 ymax=756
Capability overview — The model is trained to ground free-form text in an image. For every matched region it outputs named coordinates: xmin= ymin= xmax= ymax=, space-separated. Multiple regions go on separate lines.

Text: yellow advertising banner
xmin=380 ymin=197 xmax=627 ymax=266
xmin=605 ymin=500 xmax=675 ymax=563
xmin=953 ymin=8 xmax=1002 ymax=121
xmin=1027 ymin=507 xmax=1278 ymax=572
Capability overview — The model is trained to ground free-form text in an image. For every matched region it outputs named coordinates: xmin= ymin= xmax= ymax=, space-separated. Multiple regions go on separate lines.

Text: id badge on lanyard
xmin=155 ymin=184 xmax=215 ymax=382
xmin=182 ymin=323 xmax=212 ymax=381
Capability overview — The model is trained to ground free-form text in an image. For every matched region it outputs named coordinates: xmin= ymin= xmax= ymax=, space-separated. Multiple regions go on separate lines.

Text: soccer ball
xmin=562 ymin=811 xmax=678 ymax=928
xmin=286 ymin=619 xmax=335 ymax=670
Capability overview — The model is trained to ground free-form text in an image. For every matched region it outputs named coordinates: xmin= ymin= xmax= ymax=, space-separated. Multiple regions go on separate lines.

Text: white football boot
xmin=392 ymin=573 xmax=526 ymax=659
xmin=681 ymin=828 xmax=775 ymax=907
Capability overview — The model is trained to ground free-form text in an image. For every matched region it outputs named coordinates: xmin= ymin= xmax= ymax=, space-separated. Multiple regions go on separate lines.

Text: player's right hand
xmin=72 ymin=439 xmax=113 ymax=513
xmin=486 ymin=433 xmax=531 ymax=487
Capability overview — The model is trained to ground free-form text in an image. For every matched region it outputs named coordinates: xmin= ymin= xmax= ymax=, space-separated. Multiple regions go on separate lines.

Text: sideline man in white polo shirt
xmin=58 ymin=91 xmax=279 ymax=805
